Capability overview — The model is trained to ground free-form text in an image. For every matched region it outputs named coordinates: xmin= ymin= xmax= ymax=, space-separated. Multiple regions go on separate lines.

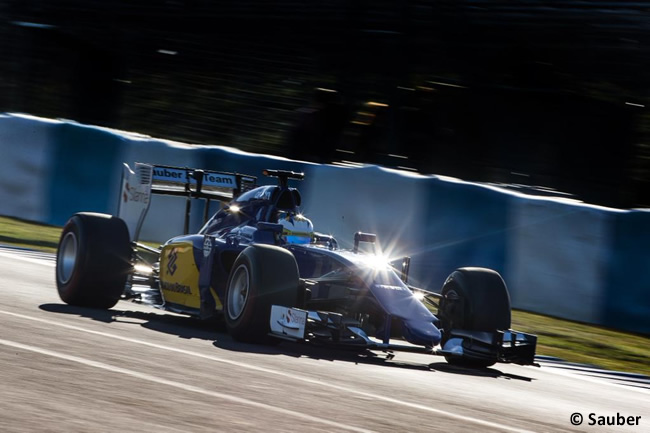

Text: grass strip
xmin=1 ymin=215 xmax=648 ymax=376
xmin=512 ymin=310 xmax=650 ymax=376
xmin=0 ymin=216 xmax=62 ymax=253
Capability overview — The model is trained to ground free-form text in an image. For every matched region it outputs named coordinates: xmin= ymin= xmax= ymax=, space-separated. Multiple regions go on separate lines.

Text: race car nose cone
xmin=402 ymin=319 xmax=442 ymax=347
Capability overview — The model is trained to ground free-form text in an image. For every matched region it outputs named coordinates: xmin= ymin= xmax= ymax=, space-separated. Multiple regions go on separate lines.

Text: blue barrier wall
xmin=48 ymin=122 xmax=127 ymax=225
xmin=0 ymin=114 xmax=56 ymax=222
xmin=603 ymin=210 xmax=650 ymax=334
xmin=505 ymin=197 xmax=611 ymax=324
xmin=416 ymin=177 xmax=511 ymax=291
xmin=0 ymin=113 xmax=648 ymax=334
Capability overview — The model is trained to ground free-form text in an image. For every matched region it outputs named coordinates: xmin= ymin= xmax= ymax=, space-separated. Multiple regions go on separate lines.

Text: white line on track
xmin=0 ymin=337 xmax=373 ymax=433
xmin=0 ymin=250 xmax=55 ymax=267
xmin=533 ymin=364 xmax=650 ymax=394
xmin=1 ymin=310 xmax=534 ymax=433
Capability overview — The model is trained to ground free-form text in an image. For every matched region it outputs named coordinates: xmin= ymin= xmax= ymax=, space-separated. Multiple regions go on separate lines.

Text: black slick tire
xmin=224 ymin=244 xmax=299 ymax=343
xmin=56 ymin=213 xmax=131 ymax=309
xmin=438 ymin=267 xmax=511 ymax=368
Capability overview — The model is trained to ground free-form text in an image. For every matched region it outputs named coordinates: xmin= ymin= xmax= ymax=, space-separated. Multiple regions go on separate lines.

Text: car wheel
xmin=56 ymin=213 xmax=131 ymax=309
xmin=438 ymin=267 xmax=511 ymax=368
xmin=224 ymin=244 xmax=299 ymax=343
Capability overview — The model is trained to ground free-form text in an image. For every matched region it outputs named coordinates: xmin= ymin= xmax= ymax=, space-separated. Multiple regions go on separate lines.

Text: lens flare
xmin=134 ymin=264 xmax=153 ymax=275
xmin=412 ymin=291 xmax=425 ymax=301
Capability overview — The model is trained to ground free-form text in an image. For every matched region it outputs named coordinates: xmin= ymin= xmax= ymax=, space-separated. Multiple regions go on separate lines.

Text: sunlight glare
xmin=134 ymin=264 xmax=152 ymax=275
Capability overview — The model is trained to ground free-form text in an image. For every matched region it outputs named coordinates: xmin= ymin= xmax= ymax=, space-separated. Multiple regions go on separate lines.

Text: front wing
xmin=269 ymin=306 xmax=538 ymax=366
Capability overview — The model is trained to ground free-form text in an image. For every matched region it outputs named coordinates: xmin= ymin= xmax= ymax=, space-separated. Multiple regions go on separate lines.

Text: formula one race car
xmin=55 ymin=163 xmax=537 ymax=368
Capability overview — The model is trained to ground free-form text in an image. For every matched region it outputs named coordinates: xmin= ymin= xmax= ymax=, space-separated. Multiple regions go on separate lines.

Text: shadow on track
xmin=39 ymin=302 xmax=535 ymax=381
xmin=39 ymin=302 xmax=219 ymax=341
xmin=213 ymin=338 xmax=433 ymax=371
xmin=428 ymin=362 xmax=534 ymax=382
xmin=214 ymin=338 xmax=535 ymax=380
xmin=39 ymin=302 xmax=282 ymax=355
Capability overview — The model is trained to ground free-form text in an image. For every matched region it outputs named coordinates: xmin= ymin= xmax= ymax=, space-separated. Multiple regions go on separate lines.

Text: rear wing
xmin=117 ymin=162 xmax=256 ymax=241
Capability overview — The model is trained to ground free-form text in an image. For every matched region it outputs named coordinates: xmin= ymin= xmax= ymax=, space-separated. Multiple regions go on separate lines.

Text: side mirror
xmin=353 ymin=232 xmax=377 ymax=253
xmin=400 ymin=256 xmax=411 ymax=283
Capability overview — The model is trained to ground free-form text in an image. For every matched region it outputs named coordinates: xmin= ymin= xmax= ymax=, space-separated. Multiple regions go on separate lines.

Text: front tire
xmin=438 ymin=267 xmax=511 ymax=368
xmin=56 ymin=213 xmax=131 ymax=309
xmin=224 ymin=244 xmax=299 ymax=343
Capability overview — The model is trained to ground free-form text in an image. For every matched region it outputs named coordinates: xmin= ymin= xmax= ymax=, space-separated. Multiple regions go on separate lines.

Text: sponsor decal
xmin=152 ymin=167 xmax=236 ymax=188
xmin=270 ymin=306 xmax=308 ymax=338
xmin=258 ymin=188 xmax=273 ymax=200
xmin=282 ymin=309 xmax=306 ymax=326
xmin=167 ymin=248 xmax=178 ymax=276
xmin=160 ymin=281 xmax=192 ymax=295
xmin=203 ymin=237 xmax=212 ymax=258
xmin=123 ymin=182 xmax=150 ymax=204
xmin=203 ymin=173 xmax=235 ymax=187
xmin=153 ymin=167 xmax=186 ymax=181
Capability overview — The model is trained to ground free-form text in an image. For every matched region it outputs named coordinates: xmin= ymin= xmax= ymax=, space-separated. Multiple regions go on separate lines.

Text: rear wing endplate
xmin=117 ymin=163 xmax=256 ymax=241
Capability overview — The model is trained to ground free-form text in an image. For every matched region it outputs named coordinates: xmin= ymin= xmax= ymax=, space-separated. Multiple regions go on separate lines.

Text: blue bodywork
xmin=168 ymin=181 xmax=443 ymax=348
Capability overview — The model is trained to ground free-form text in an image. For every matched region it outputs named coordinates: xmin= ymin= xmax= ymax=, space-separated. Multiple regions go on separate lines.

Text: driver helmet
xmin=277 ymin=211 xmax=313 ymax=244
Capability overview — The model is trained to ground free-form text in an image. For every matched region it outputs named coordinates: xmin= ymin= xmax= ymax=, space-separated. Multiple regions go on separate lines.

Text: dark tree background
xmin=1 ymin=1 xmax=649 ymax=207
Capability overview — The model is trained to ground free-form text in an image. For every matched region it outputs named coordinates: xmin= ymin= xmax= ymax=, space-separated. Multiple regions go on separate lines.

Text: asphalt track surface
xmin=1 ymin=247 xmax=648 ymax=432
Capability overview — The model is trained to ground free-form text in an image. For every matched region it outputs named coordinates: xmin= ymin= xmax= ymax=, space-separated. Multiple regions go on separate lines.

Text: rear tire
xmin=56 ymin=213 xmax=131 ymax=309
xmin=438 ymin=267 xmax=511 ymax=368
xmin=224 ymin=244 xmax=299 ymax=343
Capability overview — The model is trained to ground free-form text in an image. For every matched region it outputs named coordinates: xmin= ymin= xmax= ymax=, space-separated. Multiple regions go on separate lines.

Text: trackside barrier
xmin=48 ymin=121 xmax=127 ymax=225
xmin=0 ymin=114 xmax=56 ymax=222
xmin=505 ymin=197 xmax=611 ymax=324
xmin=602 ymin=210 xmax=650 ymax=332
xmin=0 ymin=113 xmax=648 ymax=334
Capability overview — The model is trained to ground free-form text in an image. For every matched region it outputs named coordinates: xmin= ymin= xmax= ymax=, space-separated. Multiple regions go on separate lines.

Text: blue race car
xmin=55 ymin=164 xmax=537 ymax=368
